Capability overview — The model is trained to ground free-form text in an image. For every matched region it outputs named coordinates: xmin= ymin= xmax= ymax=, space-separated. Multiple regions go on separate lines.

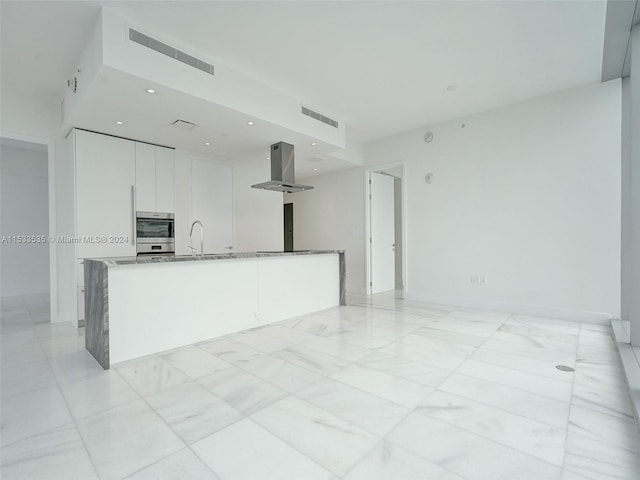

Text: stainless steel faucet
xmin=189 ymin=220 xmax=204 ymax=257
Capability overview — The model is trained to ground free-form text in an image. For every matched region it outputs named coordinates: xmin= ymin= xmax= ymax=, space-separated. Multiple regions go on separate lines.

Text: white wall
xmin=366 ymin=81 xmax=622 ymax=321
xmin=173 ymin=149 xmax=283 ymax=255
xmin=1 ymin=142 xmax=50 ymax=297
xmin=234 ymin=158 xmax=284 ymax=252
xmin=284 ymin=167 xmax=367 ymax=294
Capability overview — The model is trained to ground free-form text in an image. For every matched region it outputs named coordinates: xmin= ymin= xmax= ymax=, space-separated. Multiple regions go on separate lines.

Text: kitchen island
xmin=84 ymin=250 xmax=345 ymax=369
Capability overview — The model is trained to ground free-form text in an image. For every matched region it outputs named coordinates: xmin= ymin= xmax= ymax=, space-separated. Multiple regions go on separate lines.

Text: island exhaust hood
xmin=251 ymin=142 xmax=313 ymax=193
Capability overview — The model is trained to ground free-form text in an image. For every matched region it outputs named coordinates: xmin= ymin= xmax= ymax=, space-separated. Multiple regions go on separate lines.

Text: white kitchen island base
xmin=84 ymin=251 xmax=345 ymax=368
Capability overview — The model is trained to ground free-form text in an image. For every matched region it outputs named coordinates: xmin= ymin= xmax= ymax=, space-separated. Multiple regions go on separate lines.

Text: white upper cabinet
xmin=135 ymin=143 xmax=174 ymax=214
xmin=155 ymin=147 xmax=175 ymax=213
xmin=75 ymin=130 xmax=136 ymax=258
xmin=134 ymin=142 xmax=156 ymax=212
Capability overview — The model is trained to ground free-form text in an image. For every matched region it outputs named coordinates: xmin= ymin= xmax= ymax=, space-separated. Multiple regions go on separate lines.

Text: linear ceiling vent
xmin=301 ymin=106 xmax=339 ymax=128
xmin=129 ymin=28 xmax=214 ymax=76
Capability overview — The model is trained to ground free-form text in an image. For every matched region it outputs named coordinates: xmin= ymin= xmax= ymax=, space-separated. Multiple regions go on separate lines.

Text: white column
xmin=629 ymin=26 xmax=640 ymax=346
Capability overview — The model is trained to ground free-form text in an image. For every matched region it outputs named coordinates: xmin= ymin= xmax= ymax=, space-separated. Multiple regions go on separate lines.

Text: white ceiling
xmin=1 ymin=1 xmax=607 ymax=169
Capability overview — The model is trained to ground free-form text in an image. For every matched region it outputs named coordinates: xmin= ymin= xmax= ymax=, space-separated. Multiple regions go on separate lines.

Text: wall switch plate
xmin=471 ymin=275 xmax=479 ymax=284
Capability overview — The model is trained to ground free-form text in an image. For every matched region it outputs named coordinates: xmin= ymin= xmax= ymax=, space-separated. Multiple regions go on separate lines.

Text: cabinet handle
xmin=131 ymin=185 xmax=136 ymax=246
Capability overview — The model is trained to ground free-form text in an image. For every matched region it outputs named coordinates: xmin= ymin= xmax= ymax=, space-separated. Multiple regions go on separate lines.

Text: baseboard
xmin=403 ymin=292 xmax=611 ymax=324
xmin=611 ymin=319 xmax=640 ymax=433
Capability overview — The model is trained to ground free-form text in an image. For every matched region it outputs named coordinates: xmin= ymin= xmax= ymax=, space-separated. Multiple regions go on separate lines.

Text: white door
xmin=370 ymin=172 xmax=395 ymax=293
xmin=189 ymin=157 xmax=233 ymax=254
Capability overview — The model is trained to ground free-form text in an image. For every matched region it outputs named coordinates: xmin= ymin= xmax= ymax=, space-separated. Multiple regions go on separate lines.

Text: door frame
xmin=364 ymin=162 xmax=407 ymax=296
xmin=0 ymin=130 xmax=57 ymax=322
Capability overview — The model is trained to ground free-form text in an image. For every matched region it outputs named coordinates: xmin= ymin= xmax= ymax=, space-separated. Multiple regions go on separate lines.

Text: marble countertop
xmin=84 ymin=250 xmax=344 ymax=267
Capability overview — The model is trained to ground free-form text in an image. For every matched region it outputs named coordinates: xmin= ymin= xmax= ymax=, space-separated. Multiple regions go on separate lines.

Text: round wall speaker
xmin=424 ymin=131 xmax=433 ymax=143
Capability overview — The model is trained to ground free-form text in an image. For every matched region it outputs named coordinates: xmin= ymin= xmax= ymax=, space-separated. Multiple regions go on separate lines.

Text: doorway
xmin=0 ymin=137 xmax=51 ymax=323
xmin=368 ymin=165 xmax=404 ymax=295
xmin=284 ymin=203 xmax=293 ymax=252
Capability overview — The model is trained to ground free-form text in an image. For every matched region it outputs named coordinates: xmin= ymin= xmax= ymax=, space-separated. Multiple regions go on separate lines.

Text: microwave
xmin=136 ymin=211 xmax=175 ymax=255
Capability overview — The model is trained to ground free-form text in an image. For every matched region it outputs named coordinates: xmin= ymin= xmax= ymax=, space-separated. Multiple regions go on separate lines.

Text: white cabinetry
xmin=134 ymin=143 xmax=156 ymax=212
xmin=75 ymin=130 xmax=136 ymax=259
xmin=63 ymin=129 xmax=175 ymax=326
xmin=155 ymin=147 xmax=175 ymax=213
xmin=135 ymin=142 xmax=174 ymax=213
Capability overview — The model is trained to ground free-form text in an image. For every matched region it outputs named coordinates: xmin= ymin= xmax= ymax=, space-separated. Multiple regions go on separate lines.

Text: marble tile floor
xmin=1 ymin=292 xmax=640 ymax=479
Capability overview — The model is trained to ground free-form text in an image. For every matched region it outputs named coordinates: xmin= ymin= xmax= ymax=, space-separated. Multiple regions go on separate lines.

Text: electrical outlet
xmin=480 ymin=276 xmax=487 ymax=285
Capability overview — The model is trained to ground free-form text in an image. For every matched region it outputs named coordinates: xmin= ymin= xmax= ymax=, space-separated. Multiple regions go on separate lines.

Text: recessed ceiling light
xmin=204 ymin=142 xmax=211 ymax=146
xmin=115 ymin=121 xmax=124 ymax=125
xmin=266 ymin=157 xmax=270 ymax=160
xmin=247 ymin=121 xmax=254 ymax=126
xmin=146 ymin=88 xmax=156 ymax=94
xmin=311 ymin=142 xmax=317 ymax=146
xmin=313 ymin=168 xmax=318 ymax=172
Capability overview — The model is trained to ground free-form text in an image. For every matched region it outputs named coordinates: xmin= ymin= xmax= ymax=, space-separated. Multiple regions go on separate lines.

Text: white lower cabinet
xmin=77 ymin=287 xmax=85 ymax=323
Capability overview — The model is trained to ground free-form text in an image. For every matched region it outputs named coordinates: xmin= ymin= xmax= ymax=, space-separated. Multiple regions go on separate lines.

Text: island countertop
xmin=84 ymin=250 xmax=346 ymax=369
xmin=87 ymin=249 xmax=345 ymax=267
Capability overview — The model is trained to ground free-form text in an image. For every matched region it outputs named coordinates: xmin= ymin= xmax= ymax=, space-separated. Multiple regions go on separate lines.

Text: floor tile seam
xmin=374 ymin=346 xmax=465 ymax=375
xmin=563 ymin=431 xmax=640 ymax=461
xmin=411 ymin=406 xmax=566 ymax=468
xmin=294 ymin=338 xmax=373 ymax=365
xmin=396 ymin=335 xmax=481 ymax=359
xmin=570 ymin=390 xmax=637 ymax=419
xmin=305 ymin=372 xmax=430 ymax=413
xmin=194 ymin=364 xmax=293 ymax=411
xmin=358 ymin=435 xmax=476 ymax=480
xmin=564 ymin=424 xmax=640 ymax=459
xmin=117 ymin=374 xmax=229 ymax=476
xmin=351 ymin=356 xmax=451 ymax=390
xmin=289 ymin=383 xmax=412 ymax=439
xmin=0 ymin=374 xmax=58 ymax=401
xmin=476 ymin=346 xmax=578 ymax=366
xmin=454 ymin=360 xmax=572 ymax=404
xmin=38 ymin=343 xmax=103 ymax=480
xmin=562 ymin=324 xmax=588 ymax=470
xmin=461 ymin=354 xmax=576 ymax=385
xmin=434 ymin=383 xmax=571 ymax=432
xmin=478 ymin=334 xmax=580 ymax=357
xmin=233 ymin=353 xmax=335 ymax=394
xmin=247 ymin=402 xmax=371 ymax=478
xmin=567 ymin=398 xmax=640 ymax=427
xmin=248 ymin=326 xmax=310 ymax=345
xmin=274 ymin=342 xmax=364 ymax=374
xmin=418 ymin=379 xmax=572 ymax=433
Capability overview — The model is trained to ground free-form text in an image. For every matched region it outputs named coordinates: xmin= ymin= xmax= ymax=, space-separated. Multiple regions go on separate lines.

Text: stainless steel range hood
xmin=251 ymin=142 xmax=313 ymax=193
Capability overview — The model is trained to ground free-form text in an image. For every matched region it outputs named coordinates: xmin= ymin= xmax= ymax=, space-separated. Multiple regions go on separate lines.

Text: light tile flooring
xmin=2 ymin=292 xmax=640 ymax=479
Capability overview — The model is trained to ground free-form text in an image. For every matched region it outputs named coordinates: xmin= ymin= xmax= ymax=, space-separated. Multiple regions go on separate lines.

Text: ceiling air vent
xmin=171 ymin=119 xmax=197 ymax=130
xmin=129 ymin=28 xmax=214 ymax=76
xmin=301 ymin=106 xmax=339 ymax=129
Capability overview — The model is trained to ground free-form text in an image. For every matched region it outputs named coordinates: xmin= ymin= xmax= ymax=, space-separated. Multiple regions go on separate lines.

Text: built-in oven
xmin=136 ymin=212 xmax=175 ymax=256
